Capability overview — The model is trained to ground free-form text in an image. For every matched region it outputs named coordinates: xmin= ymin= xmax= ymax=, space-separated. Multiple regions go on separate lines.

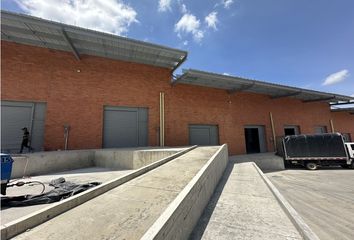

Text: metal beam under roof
xmin=227 ymin=83 xmax=255 ymax=94
xmin=303 ymin=96 xmax=336 ymax=103
xmin=61 ymin=29 xmax=80 ymax=60
xmin=271 ymin=91 xmax=302 ymax=99
xmin=175 ymin=69 xmax=354 ymax=103
xmin=1 ymin=10 xmax=187 ymax=69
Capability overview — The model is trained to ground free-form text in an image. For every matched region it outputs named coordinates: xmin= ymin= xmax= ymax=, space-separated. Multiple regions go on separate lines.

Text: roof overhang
xmin=331 ymin=107 xmax=354 ymax=115
xmin=1 ymin=10 xmax=187 ymax=70
xmin=174 ymin=69 xmax=354 ymax=103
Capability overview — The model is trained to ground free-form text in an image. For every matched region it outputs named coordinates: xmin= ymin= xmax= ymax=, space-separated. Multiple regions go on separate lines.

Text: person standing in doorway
xmin=20 ymin=127 xmax=33 ymax=153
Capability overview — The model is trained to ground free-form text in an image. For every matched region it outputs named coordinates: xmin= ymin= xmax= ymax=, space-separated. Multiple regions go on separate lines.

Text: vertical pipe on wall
xmin=269 ymin=112 xmax=277 ymax=151
xmin=159 ymin=92 xmax=165 ymax=147
xmin=330 ymin=119 xmax=335 ymax=133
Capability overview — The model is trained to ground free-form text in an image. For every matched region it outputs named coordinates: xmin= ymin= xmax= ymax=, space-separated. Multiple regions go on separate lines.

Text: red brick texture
xmin=2 ymin=41 xmax=353 ymax=155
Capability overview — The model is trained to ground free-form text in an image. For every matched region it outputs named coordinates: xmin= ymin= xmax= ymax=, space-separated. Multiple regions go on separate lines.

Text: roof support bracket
xmin=61 ymin=29 xmax=80 ymax=60
xmin=227 ymin=83 xmax=255 ymax=95
xmin=271 ymin=91 xmax=302 ymax=99
xmin=303 ymin=96 xmax=335 ymax=103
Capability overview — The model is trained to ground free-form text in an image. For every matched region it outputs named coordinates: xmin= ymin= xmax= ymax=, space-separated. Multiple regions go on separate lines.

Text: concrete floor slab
xmin=1 ymin=167 xmax=133 ymax=225
xmin=266 ymin=168 xmax=354 ymax=240
xmin=12 ymin=146 xmax=219 ymax=240
xmin=190 ymin=161 xmax=302 ymax=240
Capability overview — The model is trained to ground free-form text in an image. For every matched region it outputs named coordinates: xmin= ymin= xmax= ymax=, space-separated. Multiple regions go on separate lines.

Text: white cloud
xmin=175 ymin=13 xmax=204 ymax=42
xmin=205 ymin=11 xmax=218 ymax=30
xmin=180 ymin=3 xmax=187 ymax=14
xmin=15 ymin=0 xmax=137 ymax=35
xmin=183 ymin=40 xmax=188 ymax=46
xmin=223 ymin=72 xmax=230 ymax=76
xmin=322 ymin=69 xmax=349 ymax=86
xmin=158 ymin=0 xmax=172 ymax=12
xmin=222 ymin=0 xmax=234 ymax=9
xmin=351 ymin=94 xmax=354 ymax=97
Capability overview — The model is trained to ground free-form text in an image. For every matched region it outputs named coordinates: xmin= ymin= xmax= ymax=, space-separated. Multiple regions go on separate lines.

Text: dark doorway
xmin=284 ymin=128 xmax=296 ymax=136
xmin=244 ymin=128 xmax=260 ymax=154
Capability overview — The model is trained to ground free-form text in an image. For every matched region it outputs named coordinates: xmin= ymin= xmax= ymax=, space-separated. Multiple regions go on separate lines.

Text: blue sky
xmin=2 ymin=0 xmax=354 ymax=96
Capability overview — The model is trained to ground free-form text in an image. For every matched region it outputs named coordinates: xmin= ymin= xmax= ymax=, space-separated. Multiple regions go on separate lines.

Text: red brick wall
xmin=2 ymin=41 xmax=353 ymax=155
xmin=331 ymin=112 xmax=354 ymax=140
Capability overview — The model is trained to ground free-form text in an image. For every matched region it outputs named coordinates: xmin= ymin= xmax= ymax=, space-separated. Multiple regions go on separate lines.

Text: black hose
xmin=7 ymin=180 xmax=46 ymax=194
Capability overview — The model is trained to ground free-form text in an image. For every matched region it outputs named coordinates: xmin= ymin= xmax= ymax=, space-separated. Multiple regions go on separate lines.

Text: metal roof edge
xmin=178 ymin=69 xmax=354 ymax=101
xmin=1 ymin=10 xmax=188 ymax=57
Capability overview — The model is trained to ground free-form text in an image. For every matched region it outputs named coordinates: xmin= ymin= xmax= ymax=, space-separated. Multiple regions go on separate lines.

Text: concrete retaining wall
xmin=11 ymin=148 xmax=186 ymax=179
xmin=11 ymin=150 xmax=95 ymax=178
xmin=94 ymin=148 xmax=181 ymax=170
xmin=142 ymin=144 xmax=229 ymax=240
xmin=230 ymin=152 xmax=285 ymax=171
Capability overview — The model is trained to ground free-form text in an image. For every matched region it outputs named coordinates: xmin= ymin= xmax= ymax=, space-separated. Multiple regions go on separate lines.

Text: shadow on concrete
xmin=264 ymin=165 xmax=353 ymax=173
xmin=188 ymin=160 xmax=236 ymax=240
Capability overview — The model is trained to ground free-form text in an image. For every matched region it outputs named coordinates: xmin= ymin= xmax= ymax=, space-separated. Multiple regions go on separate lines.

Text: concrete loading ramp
xmin=11 ymin=146 xmax=228 ymax=240
xmin=191 ymin=160 xmax=319 ymax=240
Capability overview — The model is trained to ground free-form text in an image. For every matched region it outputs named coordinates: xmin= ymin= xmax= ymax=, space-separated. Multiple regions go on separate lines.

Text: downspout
xmin=269 ymin=112 xmax=277 ymax=151
xmin=159 ymin=92 xmax=165 ymax=147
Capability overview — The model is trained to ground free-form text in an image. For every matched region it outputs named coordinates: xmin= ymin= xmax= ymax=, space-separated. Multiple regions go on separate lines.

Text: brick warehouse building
xmin=1 ymin=11 xmax=353 ymax=155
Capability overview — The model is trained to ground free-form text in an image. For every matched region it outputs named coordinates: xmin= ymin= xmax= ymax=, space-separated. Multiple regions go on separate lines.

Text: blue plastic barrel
xmin=1 ymin=153 xmax=14 ymax=182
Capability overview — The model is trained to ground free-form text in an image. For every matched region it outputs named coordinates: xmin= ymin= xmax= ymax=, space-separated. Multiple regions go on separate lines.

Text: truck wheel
xmin=306 ymin=162 xmax=318 ymax=170
xmin=351 ymin=162 xmax=354 ymax=169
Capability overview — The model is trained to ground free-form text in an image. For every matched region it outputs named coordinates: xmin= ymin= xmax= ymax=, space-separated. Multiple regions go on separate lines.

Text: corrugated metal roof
xmin=175 ymin=69 xmax=354 ymax=103
xmin=331 ymin=107 xmax=354 ymax=114
xmin=1 ymin=10 xmax=187 ymax=70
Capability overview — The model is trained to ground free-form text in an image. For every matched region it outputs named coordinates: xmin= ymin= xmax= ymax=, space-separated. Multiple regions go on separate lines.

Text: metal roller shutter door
xmin=1 ymin=101 xmax=46 ymax=153
xmin=189 ymin=124 xmax=219 ymax=146
xmin=103 ymin=106 xmax=148 ymax=148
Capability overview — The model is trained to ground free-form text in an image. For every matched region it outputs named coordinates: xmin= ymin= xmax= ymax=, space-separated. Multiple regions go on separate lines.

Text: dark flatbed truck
xmin=282 ymin=133 xmax=354 ymax=170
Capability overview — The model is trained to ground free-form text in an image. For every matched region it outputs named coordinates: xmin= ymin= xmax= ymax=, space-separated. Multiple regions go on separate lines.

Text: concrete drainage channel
xmin=1 ymin=146 xmax=196 ymax=239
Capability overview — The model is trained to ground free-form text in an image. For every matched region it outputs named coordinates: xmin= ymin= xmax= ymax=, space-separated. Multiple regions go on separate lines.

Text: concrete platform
xmin=12 ymin=146 xmax=220 ymax=240
xmin=2 ymin=167 xmax=133 ymax=225
xmin=267 ymin=168 xmax=354 ymax=240
xmin=190 ymin=161 xmax=302 ymax=240
xmin=11 ymin=147 xmax=187 ymax=178
xmin=230 ymin=152 xmax=285 ymax=171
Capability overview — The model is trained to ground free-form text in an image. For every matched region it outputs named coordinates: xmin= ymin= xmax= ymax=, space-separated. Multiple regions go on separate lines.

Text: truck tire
xmin=305 ymin=162 xmax=318 ymax=170
xmin=350 ymin=162 xmax=354 ymax=169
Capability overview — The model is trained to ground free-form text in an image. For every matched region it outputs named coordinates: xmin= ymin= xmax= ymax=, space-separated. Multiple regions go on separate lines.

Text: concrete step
xmin=12 ymin=146 xmax=224 ymax=240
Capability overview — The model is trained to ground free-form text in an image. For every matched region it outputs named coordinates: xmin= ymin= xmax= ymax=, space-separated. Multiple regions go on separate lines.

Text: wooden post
xmin=269 ymin=112 xmax=277 ymax=151
xmin=330 ymin=119 xmax=335 ymax=133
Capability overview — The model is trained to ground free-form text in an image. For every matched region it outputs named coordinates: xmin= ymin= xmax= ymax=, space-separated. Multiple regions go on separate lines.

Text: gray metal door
xmin=1 ymin=101 xmax=46 ymax=153
xmin=103 ymin=106 xmax=148 ymax=148
xmin=189 ymin=125 xmax=219 ymax=146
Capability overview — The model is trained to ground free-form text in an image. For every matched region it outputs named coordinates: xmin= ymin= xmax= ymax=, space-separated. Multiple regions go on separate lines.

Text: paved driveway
xmin=266 ymin=168 xmax=354 ymax=240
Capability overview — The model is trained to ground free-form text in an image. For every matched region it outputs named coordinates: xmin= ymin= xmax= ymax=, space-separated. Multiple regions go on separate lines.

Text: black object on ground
xmin=1 ymin=178 xmax=100 ymax=208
